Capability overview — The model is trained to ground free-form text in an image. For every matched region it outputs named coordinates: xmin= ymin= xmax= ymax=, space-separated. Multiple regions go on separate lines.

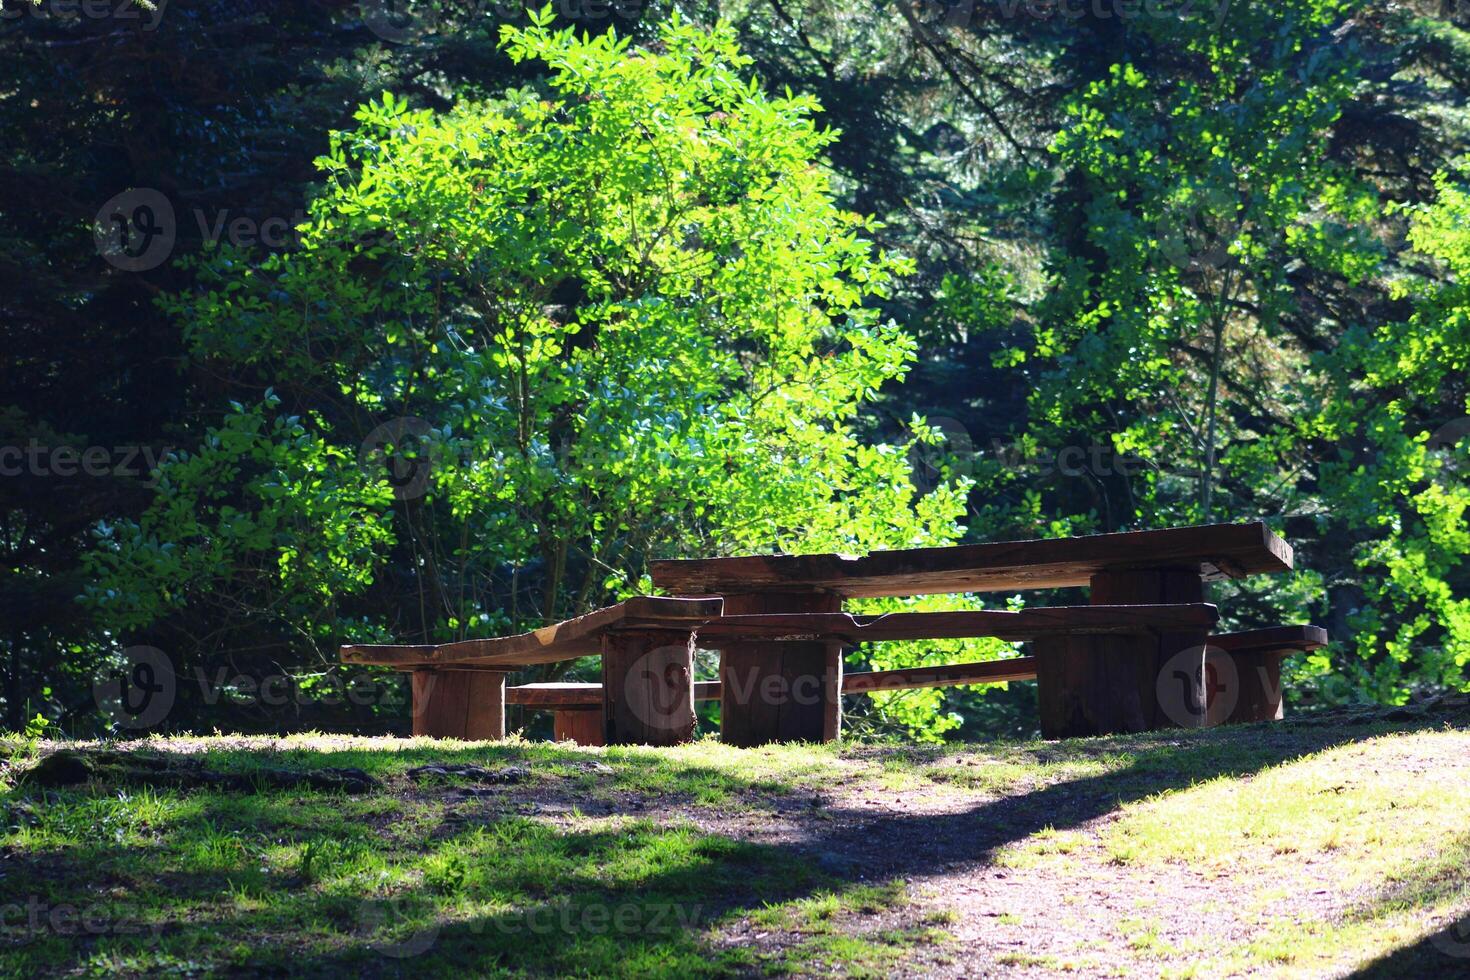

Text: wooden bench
xmin=499 ymin=626 xmax=1327 ymax=745
xmin=346 ymin=600 xmax=1227 ymax=743
xmin=506 ymin=664 xmax=1038 ymax=746
xmin=341 ymin=522 xmax=1327 ymax=744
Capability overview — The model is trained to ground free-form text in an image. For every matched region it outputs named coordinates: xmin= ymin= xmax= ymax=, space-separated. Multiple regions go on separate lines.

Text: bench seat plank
xmin=650 ymin=521 xmax=1291 ymax=598
xmin=1210 ymin=625 xmax=1328 ymax=654
xmin=509 ymin=681 xmax=721 ymax=707
xmin=843 ymin=658 xmax=1038 ymax=693
xmin=347 ymin=603 xmax=1218 ymax=670
xmin=340 ymin=596 xmax=723 ymax=668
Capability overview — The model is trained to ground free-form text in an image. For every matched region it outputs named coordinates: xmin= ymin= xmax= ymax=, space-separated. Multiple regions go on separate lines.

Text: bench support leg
xmin=718 ymin=592 xmax=843 ymax=747
xmin=1219 ymin=649 xmax=1287 ymax=724
xmin=601 ymin=630 xmax=696 ymax=745
xmin=1036 ymin=568 xmax=1208 ymax=738
xmin=554 ymin=707 xmax=606 ymax=746
xmin=411 ymin=669 xmax=507 ymax=740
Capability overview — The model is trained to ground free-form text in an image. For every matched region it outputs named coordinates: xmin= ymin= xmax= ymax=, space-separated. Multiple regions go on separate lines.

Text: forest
xmin=2 ymin=0 xmax=1467 ymax=740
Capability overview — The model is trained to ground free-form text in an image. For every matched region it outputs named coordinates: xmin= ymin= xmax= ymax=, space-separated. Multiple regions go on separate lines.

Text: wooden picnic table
xmin=341 ymin=522 xmax=1325 ymax=745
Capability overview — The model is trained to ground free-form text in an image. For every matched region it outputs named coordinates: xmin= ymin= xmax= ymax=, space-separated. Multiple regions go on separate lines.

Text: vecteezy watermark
xmin=0 ymin=0 xmax=168 ymax=31
xmin=94 ymin=646 xmax=411 ymax=730
xmin=0 ymin=896 xmax=165 ymax=942
xmin=1155 ymin=195 xmax=1245 ymax=273
xmin=359 ymin=0 xmax=644 ymax=44
xmin=908 ymin=0 xmax=1232 ymax=33
xmin=355 ymin=896 xmax=702 ymax=958
xmin=908 ymin=415 xmax=976 ymax=493
xmin=94 ymin=188 xmax=175 ymax=273
xmin=618 ymin=640 xmax=697 ymax=736
xmin=1428 ymin=417 xmax=1470 ymax=454
xmin=0 ymin=441 xmax=168 ymax=484
xmin=355 ymin=898 xmax=441 ymax=959
xmin=360 ymin=0 xmax=433 ymax=44
xmin=95 ymin=187 xmax=306 ymax=272
xmin=93 ymin=645 xmax=176 ymax=730
xmin=360 ymin=416 xmax=438 ymax=500
xmin=900 ymin=413 xmax=1148 ymax=492
xmin=1155 ymin=643 xmax=1239 ymax=729
xmin=1431 ymin=914 xmax=1470 ymax=961
xmin=196 ymin=668 xmax=409 ymax=713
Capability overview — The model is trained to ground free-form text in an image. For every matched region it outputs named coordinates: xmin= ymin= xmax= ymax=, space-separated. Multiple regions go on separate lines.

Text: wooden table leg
xmin=1222 ymin=649 xmax=1287 ymax=724
xmin=553 ymin=707 xmax=607 ymax=746
xmin=1036 ymin=568 xmax=1208 ymax=738
xmin=601 ymin=629 xmax=697 ymax=745
xmin=411 ymin=669 xmax=507 ymax=740
xmin=717 ymin=592 xmax=843 ymax=747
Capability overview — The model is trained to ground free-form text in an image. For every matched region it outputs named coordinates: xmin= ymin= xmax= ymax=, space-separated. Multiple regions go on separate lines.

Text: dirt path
xmin=694 ymin=722 xmax=1470 ymax=977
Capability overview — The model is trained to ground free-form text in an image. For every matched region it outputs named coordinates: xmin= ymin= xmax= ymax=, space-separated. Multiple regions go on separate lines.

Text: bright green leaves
xmin=98 ymin=16 xmax=966 ymax=728
xmin=1309 ymin=169 xmax=1470 ymax=699
xmin=83 ymin=400 xmax=395 ymax=635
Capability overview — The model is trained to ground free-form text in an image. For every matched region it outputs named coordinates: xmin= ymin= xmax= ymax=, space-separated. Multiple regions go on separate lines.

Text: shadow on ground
xmin=4 ymin=712 xmax=1468 ymax=976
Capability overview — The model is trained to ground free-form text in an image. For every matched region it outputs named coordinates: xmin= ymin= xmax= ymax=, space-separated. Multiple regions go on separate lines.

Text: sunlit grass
xmin=1 ymin=723 xmax=1467 ymax=976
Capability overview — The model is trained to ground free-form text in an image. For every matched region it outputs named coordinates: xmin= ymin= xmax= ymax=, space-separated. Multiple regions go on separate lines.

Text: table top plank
xmin=649 ymin=522 xmax=1292 ymax=598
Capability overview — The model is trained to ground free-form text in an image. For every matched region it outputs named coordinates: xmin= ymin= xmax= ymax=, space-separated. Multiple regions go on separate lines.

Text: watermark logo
xmin=355 ymin=898 xmax=440 ymax=958
xmin=96 ymin=187 xmax=306 ymax=271
xmin=1428 ymin=417 xmax=1470 ymax=453
xmin=0 ymin=0 xmax=168 ymax=30
xmin=620 ymin=642 xmax=697 ymax=735
xmin=360 ymin=416 xmax=437 ymax=500
xmin=1431 ymin=915 xmax=1470 ymax=961
xmin=720 ymin=666 xmax=826 ymax=710
xmin=909 ymin=415 xmax=976 ymax=493
xmin=0 ymin=897 xmax=165 ymax=941
xmin=0 ymin=441 xmax=168 ymax=484
xmin=1155 ymin=190 xmax=1245 ymax=273
xmin=95 ymin=188 xmax=175 ymax=273
xmin=360 ymin=0 xmax=644 ymax=44
xmin=909 ymin=0 xmax=1232 ymax=32
xmin=910 ymin=0 xmax=976 ymax=33
xmin=93 ymin=645 xmax=176 ymax=730
xmin=361 ymin=0 xmax=436 ymax=44
xmin=1156 ymin=643 xmax=1238 ymax=729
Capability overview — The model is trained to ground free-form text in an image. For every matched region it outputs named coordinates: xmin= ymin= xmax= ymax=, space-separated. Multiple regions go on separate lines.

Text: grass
xmin=0 ymin=711 xmax=1467 ymax=977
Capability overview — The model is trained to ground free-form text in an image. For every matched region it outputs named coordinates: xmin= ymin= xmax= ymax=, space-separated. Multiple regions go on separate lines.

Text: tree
xmin=83 ymin=12 xmax=974 ymax=730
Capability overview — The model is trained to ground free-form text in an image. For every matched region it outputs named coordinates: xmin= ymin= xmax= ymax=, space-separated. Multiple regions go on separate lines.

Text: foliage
xmin=1305 ymin=170 xmax=1470 ymax=700
xmin=3 ymin=0 xmax=1468 ymax=736
xmin=81 ymin=14 xmax=973 ymax=738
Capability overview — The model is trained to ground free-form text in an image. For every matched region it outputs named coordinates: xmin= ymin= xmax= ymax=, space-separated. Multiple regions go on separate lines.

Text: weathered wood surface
xmin=694 ymin=604 xmax=1219 ymax=643
xmin=716 ymin=592 xmax=843 ymax=747
xmin=508 ymin=681 xmax=721 ymax=707
xmin=348 ymin=603 xmax=1218 ymax=671
xmin=1206 ymin=625 xmax=1329 ymax=726
xmin=504 ymin=631 xmax=1319 ymax=707
xmin=1035 ymin=568 xmax=1209 ymax=738
xmin=411 ymin=669 xmax=507 ymax=741
xmin=1210 ymin=626 xmax=1328 ymax=653
xmin=650 ymin=522 xmax=1291 ymax=598
xmin=341 ymin=596 xmax=723 ymax=668
xmin=601 ymin=630 xmax=697 ymax=745
xmin=552 ymin=708 xmax=605 ymax=746
xmin=843 ymin=657 xmax=1039 ymax=693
